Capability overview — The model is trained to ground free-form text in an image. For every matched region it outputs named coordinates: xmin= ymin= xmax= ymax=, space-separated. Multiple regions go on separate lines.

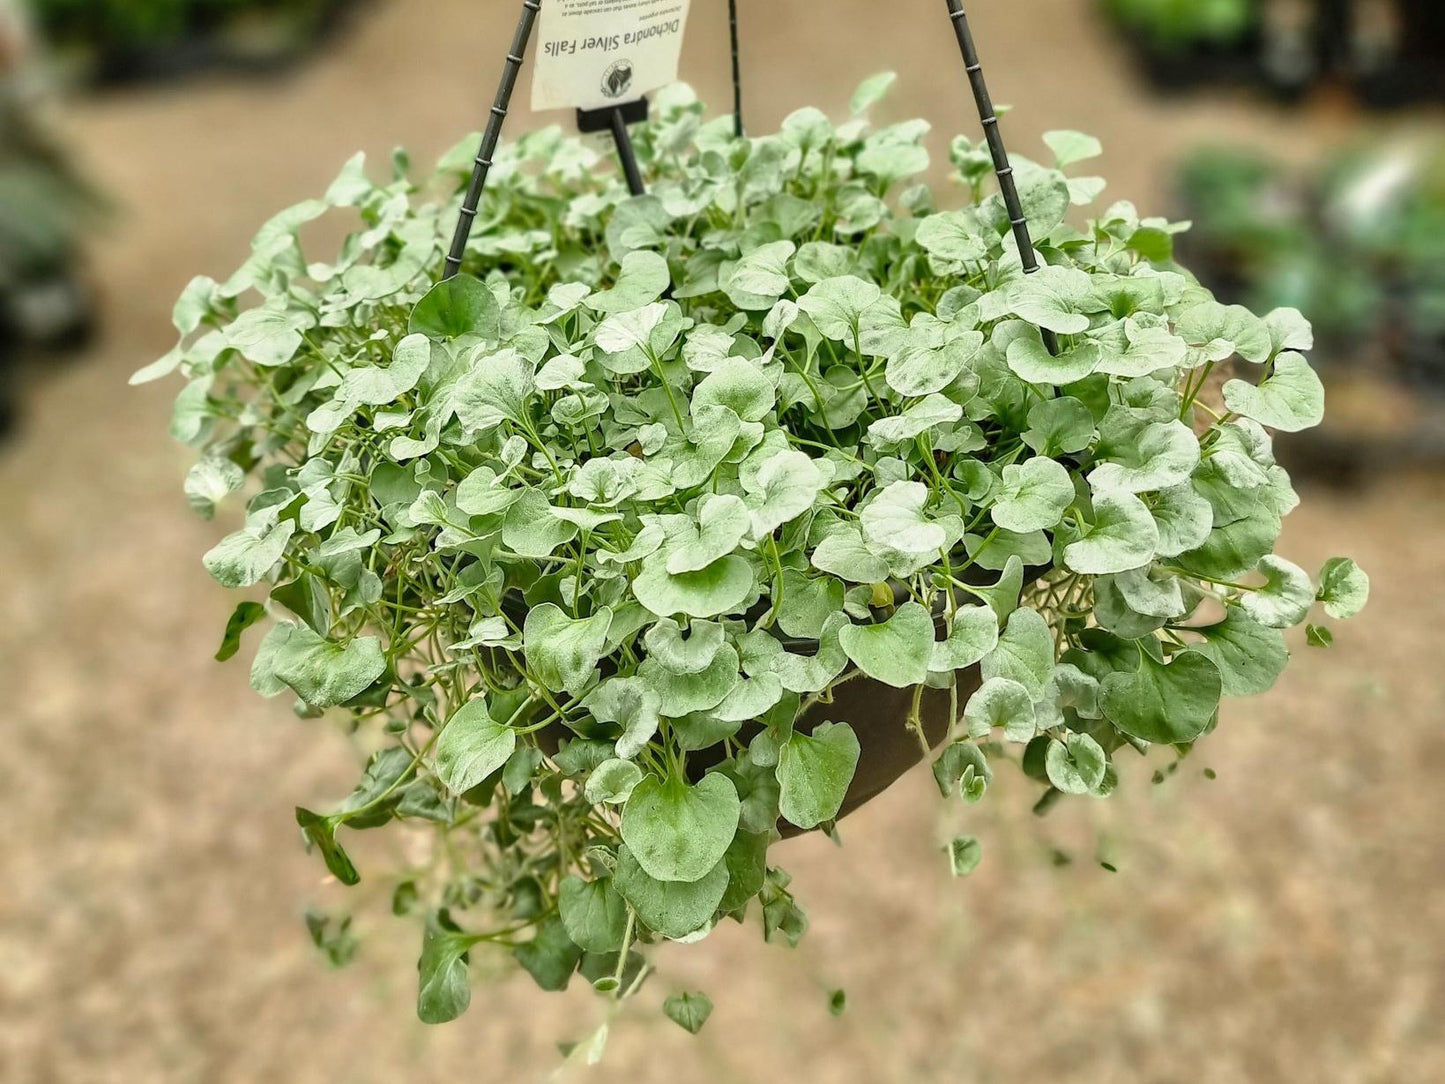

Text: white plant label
xmin=531 ymin=0 xmax=692 ymax=113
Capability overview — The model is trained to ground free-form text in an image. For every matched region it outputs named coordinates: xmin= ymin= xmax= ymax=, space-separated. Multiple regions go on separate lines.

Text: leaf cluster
xmin=141 ymin=78 xmax=1367 ymax=1028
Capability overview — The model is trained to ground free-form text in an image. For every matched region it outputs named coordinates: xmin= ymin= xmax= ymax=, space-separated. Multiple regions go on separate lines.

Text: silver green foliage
xmin=144 ymin=79 xmax=1364 ymax=1029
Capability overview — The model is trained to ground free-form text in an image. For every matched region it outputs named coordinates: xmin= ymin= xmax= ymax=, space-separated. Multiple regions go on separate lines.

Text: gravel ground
xmin=1 ymin=2 xmax=1441 ymax=1081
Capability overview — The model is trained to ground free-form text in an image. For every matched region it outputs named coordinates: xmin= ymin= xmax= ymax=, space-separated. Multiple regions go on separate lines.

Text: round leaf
xmin=586 ymin=250 xmax=670 ymax=313
xmin=1063 ymin=492 xmax=1159 ymax=575
xmin=693 ymin=357 xmax=775 ymax=423
xmin=1242 ymin=555 xmax=1314 ymax=629
xmin=1006 ymin=334 xmax=1100 ymax=385
xmin=991 ymin=457 xmax=1075 ymax=533
xmin=614 ymin=846 xmax=730 ymax=940
xmin=436 ymin=698 xmax=516 ymax=794
xmin=410 ymin=274 xmax=500 ymax=341
xmin=203 ymin=520 xmax=295 ymax=589
xmin=980 ymin=607 xmax=1055 ymax=699
xmin=633 ymin=555 xmax=756 ymax=619
xmin=665 ymin=494 xmax=751 ymax=574
xmin=930 ymin=605 xmax=1000 ymax=673
xmin=1317 ymin=557 xmax=1369 ymax=619
xmin=663 ymin=992 xmax=715 ymax=1035
xmin=620 ymin=773 xmax=741 ymax=883
xmin=452 ymin=348 xmax=536 ymax=432
xmin=1149 ymin=484 xmax=1214 ymax=558
xmin=861 ymin=481 xmax=945 ymax=557
xmin=838 ymin=602 xmax=935 ymax=688
xmin=1101 ymin=653 xmax=1222 ymax=745
xmin=1222 ymin=353 xmax=1324 ymax=433
xmin=523 ymin=604 xmax=613 ymax=696
xmin=585 ymin=759 xmax=644 ymax=805
xmin=1176 ymin=301 xmax=1271 ymax=364
xmin=964 ymin=677 xmax=1035 ymax=742
xmin=253 ymin=622 xmax=385 ymax=709
xmin=559 ymin=875 xmax=627 ymax=953
xmin=1004 ymin=266 xmax=1092 ymax=335
xmin=743 ymin=450 xmax=827 ymax=538
xmin=777 ymin=721 xmax=861 ymax=829
xmin=1045 ymin=733 xmax=1107 ymax=795
xmin=1189 ymin=606 xmax=1288 ymax=697
xmin=641 ymin=618 xmax=727 ymax=674
xmin=916 ymin=210 xmax=989 ymax=265
xmin=1087 ymin=421 xmax=1200 ymax=495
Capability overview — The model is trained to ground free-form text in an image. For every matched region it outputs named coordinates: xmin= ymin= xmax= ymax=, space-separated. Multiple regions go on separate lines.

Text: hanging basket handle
xmin=445 ymin=0 xmax=1056 ymax=353
xmin=443 ymin=0 xmax=541 ymax=280
xmin=729 ymin=0 xmax=744 ymax=138
xmin=944 ymin=0 xmax=1058 ymax=352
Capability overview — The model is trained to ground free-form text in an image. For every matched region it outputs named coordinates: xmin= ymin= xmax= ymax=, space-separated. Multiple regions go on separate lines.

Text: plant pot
xmin=532 ymin=563 xmax=1029 ymax=838
xmin=536 ymin=666 xmax=974 ymax=840
xmin=774 ymin=672 xmax=973 ymax=838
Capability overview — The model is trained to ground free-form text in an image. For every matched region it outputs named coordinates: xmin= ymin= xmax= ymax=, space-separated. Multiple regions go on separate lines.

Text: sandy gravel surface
xmin=1 ymin=2 xmax=1441 ymax=1081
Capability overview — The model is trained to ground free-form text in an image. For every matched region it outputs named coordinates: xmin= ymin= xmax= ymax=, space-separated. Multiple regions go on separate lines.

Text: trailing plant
xmin=138 ymin=78 xmax=1368 ymax=1034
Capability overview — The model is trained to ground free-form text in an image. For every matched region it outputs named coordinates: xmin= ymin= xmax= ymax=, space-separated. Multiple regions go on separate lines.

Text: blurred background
xmin=1 ymin=1 xmax=1441 ymax=1080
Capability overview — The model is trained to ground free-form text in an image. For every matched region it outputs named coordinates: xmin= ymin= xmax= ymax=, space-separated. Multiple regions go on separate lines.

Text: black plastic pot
xmin=772 ymin=669 xmax=973 ymax=838
xmin=533 ymin=562 xmax=1037 ymax=836
xmin=535 ymin=660 xmax=977 ymax=839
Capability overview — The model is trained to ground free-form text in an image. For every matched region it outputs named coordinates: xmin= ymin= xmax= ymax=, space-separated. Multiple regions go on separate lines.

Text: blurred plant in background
xmin=0 ymin=0 xmax=100 ymax=433
xmin=1176 ymin=136 xmax=1445 ymax=481
xmin=1177 ymin=140 xmax=1445 ymax=391
xmin=1100 ymin=0 xmax=1445 ymax=104
xmin=26 ymin=0 xmax=367 ymax=85
xmin=1103 ymin=0 xmax=1257 ymax=51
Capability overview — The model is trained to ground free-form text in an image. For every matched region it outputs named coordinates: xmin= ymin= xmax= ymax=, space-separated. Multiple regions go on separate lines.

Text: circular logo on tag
xmin=601 ymin=60 xmax=634 ymax=100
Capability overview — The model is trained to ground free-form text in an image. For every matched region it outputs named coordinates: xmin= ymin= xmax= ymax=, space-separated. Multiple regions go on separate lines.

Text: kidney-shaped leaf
xmin=980 ymin=607 xmax=1055 ymax=699
xmin=452 ymin=347 xmax=536 ymax=432
xmin=633 ymin=555 xmax=756 ymax=619
xmin=743 ymin=450 xmax=827 ymax=539
xmin=861 ymin=481 xmax=946 ymax=558
xmin=1063 ymin=492 xmax=1159 ymax=575
xmin=586 ymin=250 xmax=671 ymax=313
xmin=930 ymin=604 xmax=999 ymax=673
xmin=838 ymin=602 xmax=934 ymax=688
xmin=435 ymin=698 xmax=516 ymax=794
xmin=614 ymin=846 xmax=729 ymax=940
xmin=524 ymin=604 xmax=613 ymax=696
xmin=203 ymin=519 xmax=295 ymax=588
xmin=1317 ymin=557 xmax=1369 ymax=619
xmin=253 ymin=622 xmax=385 ymax=709
xmin=777 ymin=721 xmax=860 ymax=829
xmin=410 ymin=274 xmax=501 ymax=341
xmin=963 ymin=677 xmax=1035 ymax=742
xmin=1088 ymin=420 xmax=1200 ymax=495
xmin=1241 ymin=555 xmax=1313 ymax=629
xmin=1101 ymin=652 xmax=1221 ymax=745
xmin=559 ymin=875 xmax=628 ymax=953
xmin=991 ymin=456 xmax=1075 ymax=533
xmin=621 ymin=772 xmax=741 ymax=883
xmin=1222 ymin=353 xmax=1324 ymax=433
xmin=1189 ymin=605 xmax=1288 ymax=697
xmin=1045 ymin=733 xmax=1107 ymax=795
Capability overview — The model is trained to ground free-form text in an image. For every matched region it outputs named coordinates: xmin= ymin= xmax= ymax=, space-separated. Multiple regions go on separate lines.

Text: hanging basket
xmin=142 ymin=0 xmax=1367 ymax=1035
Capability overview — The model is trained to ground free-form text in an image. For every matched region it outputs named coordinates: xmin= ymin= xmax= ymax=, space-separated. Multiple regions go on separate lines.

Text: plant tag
xmin=530 ymin=0 xmax=692 ymax=113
